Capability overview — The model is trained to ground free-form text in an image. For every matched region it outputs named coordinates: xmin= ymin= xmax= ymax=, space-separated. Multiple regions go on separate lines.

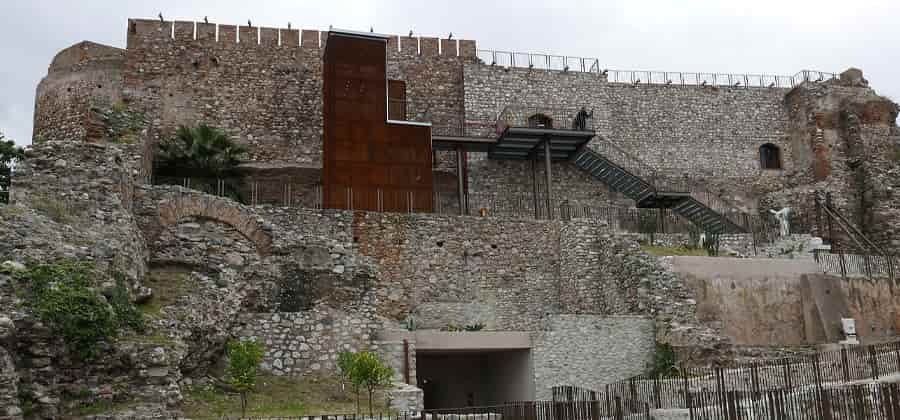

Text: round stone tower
xmin=33 ymin=41 xmax=125 ymax=142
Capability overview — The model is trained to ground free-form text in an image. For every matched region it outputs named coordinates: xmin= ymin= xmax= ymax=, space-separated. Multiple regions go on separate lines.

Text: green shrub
xmin=17 ymin=261 xmax=144 ymax=359
xmin=156 ymin=124 xmax=247 ymax=177
xmin=0 ymin=132 xmax=24 ymax=204
xmin=227 ymin=339 xmax=266 ymax=418
xmin=346 ymin=351 xmax=393 ymax=416
xmin=647 ymin=342 xmax=681 ymax=378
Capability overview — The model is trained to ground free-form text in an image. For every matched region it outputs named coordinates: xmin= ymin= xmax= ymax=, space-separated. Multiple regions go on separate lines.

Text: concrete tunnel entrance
xmin=414 ymin=331 xmax=534 ymax=409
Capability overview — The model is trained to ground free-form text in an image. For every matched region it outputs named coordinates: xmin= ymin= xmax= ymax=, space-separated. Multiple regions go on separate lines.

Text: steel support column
xmin=456 ymin=146 xmax=466 ymax=216
xmin=532 ymin=153 xmax=540 ymax=219
xmin=544 ymin=136 xmax=553 ymax=220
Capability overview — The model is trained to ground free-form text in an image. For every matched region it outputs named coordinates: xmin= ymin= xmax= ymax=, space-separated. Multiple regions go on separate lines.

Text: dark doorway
xmin=417 ymin=350 xmax=533 ymax=409
xmin=388 ymin=80 xmax=407 ymax=121
xmin=759 ymin=143 xmax=782 ymax=169
xmin=527 ymin=114 xmax=553 ymax=129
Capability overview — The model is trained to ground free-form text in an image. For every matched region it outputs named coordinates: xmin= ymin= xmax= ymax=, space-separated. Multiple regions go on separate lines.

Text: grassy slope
xmin=181 ymin=376 xmax=391 ymax=419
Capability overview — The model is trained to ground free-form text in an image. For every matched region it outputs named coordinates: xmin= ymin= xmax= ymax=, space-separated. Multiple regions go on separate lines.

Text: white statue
xmin=769 ymin=207 xmax=791 ymax=237
xmin=697 ymin=232 xmax=706 ymax=249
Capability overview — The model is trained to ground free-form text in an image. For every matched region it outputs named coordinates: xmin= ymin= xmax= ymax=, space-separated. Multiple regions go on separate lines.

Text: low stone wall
xmin=237 ymin=307 xmax=381 ymax=376
xmin=531 ymin=315 xmax=655 ymax=400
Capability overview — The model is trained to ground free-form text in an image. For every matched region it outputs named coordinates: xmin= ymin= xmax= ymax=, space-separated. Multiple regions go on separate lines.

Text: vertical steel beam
xmin=456 ymin=146 xmax=465 ymax=216
xmin=544 ymin=136 xmax=553 ymax=220
xmin=532 ymin=153 xmax=540 ymax=219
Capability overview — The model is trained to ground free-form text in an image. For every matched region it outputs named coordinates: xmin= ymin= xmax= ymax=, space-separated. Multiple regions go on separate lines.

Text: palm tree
xmin=155 ymin=124 xmax=247 ymax=177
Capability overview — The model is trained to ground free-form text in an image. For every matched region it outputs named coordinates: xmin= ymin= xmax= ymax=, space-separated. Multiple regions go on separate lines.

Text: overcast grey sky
xmin=2 ymin=0 xmax=898 ymax=146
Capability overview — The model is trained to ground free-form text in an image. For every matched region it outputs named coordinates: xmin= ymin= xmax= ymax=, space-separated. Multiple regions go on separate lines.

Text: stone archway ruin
xmin=155 ymin=193 xmax=273 ymax=257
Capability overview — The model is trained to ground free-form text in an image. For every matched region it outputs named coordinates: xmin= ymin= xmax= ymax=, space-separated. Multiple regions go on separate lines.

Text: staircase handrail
xmin=818 ymin=194 xmax=890 ymax=258
xmin=591 ymin=135 xmax=661 ymax=185
xmin=592 ymin=136 xmax=751 ymax=230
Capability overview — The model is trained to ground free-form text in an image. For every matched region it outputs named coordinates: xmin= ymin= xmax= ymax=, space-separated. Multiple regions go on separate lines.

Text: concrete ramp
xmin=800 ymin=274 xmax=851 ymax=343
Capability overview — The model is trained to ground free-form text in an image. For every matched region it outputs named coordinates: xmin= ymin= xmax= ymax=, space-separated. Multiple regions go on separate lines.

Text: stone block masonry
xmin=531 ymin=315 xmax=656 ymax=400
xmin=136 ymin=187 xmax=729 ymax=366
xmin=238 ymin=308 xmax=381 ymax=376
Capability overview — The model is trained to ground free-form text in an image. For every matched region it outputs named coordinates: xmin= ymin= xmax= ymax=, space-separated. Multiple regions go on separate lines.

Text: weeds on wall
xmin=646 ymin=342 xmax=682 ymax=378
xmin=15 ymin=260 xmax=144 ymax=359
xmin=92 ymin=103 xmax=145 ymax=144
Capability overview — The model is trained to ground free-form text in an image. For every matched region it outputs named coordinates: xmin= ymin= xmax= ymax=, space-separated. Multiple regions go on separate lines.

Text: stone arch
xmin=156 ymin=194 xmax=273 ymax=256
xmin=759 ymin=143 xmax=782 ymax=170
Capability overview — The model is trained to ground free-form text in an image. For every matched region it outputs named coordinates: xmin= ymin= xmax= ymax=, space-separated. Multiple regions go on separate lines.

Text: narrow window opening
xmin=759 ymin=143 xmax=782 ymax=170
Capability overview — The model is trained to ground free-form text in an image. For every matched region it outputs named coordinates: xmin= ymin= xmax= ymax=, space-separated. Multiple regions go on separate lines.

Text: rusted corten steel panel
xmin=322 ymin=32 xmax=433 ymax=212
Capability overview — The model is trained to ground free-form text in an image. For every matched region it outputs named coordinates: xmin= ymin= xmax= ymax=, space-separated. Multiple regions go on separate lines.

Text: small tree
xmin=349 ymin=351 xmax=394 ymax=416
xmin=0 ymin=132 xmax=25 ymax=203
xmin=227 ymin=339 xmax=265 ymax=418
xmin=337 ymin=351 xmax=360 ymax=412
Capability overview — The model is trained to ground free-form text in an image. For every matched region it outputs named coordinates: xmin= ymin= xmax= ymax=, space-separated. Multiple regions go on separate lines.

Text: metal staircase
xmin=489 ymin=104 xmax=749 ymax=234
xmin=571 ymin=146 xmax=747 ymax=234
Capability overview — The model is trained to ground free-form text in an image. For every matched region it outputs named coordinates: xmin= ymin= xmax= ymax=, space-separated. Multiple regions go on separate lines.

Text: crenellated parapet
xmin=126 ymin=18 xmax=476 ymax=58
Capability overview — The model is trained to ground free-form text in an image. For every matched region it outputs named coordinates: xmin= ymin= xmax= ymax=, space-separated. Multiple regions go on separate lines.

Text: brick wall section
xmin=531 ymin=315 xmax=655 ymax=399
xmin=773 ymin=77 xmax=899 ymax=250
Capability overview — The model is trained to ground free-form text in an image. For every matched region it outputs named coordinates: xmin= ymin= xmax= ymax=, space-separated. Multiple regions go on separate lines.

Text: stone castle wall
xmin=531 ymin=315 xmax=656 ymax=400
xmin=463 ymin=64 xmax=793 ymax=204
xmin=33 ymin=41 xmax=126 ymax=143
xmin=114 ymin=19 xmax=477 ymax=169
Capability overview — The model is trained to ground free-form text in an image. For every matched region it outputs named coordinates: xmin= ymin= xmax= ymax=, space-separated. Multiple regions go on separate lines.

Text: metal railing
xmin=387 ymin=98 xmax=465 ymax=137
xmin=496 ymin=105 xmax=595 ymax=132
xmin=589 ymin=135 xmax=754 ymax=233
xmin=150 ymin=177 xmax=801 ymax=250
xmin=477 ymin=49 xmax=836 ymax=89
xmin=813 ymin=192 xmax=896 ymax=281
xmin=570 ymin=339 xmax=900 ymax=419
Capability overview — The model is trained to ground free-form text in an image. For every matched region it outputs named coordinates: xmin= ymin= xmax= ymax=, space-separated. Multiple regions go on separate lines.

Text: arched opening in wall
xmin=152 ymin=216 xmax=261 ymax=270
xmin=527 ymin=114 xmax=553 ymax=129
xmin=759 ymin=144 xmax=782 ymax=170
xmin=155 ymin=194 xmax=273 ymax=257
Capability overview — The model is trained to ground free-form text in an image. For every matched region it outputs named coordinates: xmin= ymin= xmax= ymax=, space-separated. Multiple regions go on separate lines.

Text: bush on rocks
xmin=16 ymin=260 xmax=144 ymax=359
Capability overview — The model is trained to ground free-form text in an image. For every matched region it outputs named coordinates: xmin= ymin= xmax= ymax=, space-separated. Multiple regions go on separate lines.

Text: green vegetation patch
xmin=16 ymin=260 xmax=144 ymax=359
xmin=181 ymin=375 xmax=389 ymax=419
xmin=137 ymin=269 xmax=193 ymax=317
